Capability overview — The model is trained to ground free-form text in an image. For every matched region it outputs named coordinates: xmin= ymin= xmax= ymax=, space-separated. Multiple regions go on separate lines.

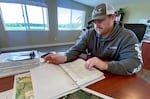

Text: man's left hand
xmin=85 ymin=57 xmax=108 ymax=70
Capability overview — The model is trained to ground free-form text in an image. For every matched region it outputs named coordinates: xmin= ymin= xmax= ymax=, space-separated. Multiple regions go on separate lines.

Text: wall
xmin=120 ymin=2 xmax=150 ymax=23
xmin=0 ymin=0 xmax=93 ymax=51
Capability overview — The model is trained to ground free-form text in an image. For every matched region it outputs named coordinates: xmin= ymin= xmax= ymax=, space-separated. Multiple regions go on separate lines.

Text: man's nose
xmin=95 ymin=23 xmax=102 ymax=28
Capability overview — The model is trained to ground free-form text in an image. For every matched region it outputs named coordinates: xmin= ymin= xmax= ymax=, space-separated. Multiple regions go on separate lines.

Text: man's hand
xmin=44 ymin=53 xmax=67 ymax=65
xmin=85 ymin=57 xmax=108 ymax=70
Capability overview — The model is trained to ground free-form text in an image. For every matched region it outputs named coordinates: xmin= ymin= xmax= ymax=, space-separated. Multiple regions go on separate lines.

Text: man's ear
xmin=111 ymin=14 xmax=116 ymax=21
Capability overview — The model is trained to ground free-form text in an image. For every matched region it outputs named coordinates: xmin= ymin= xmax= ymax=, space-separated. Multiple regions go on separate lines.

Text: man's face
xmin=93 ymin=14 xmax=115 ymax=36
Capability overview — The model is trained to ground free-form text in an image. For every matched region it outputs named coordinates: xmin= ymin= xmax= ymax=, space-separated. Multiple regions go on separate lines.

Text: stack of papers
xmin=0 ymin=50 xmax=40 ymax=78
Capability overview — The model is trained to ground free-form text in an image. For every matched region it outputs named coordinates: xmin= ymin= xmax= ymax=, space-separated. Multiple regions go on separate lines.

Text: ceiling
xmin=73 ymin=0 xmax=150 ymax=7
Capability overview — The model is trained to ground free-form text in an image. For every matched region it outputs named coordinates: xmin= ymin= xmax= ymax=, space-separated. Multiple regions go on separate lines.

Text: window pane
xmin=72 ymin=9 xmax=85 ymax=30
xmin=0 ymin=2 xmax=49 ymax=31
xmin=57 ymin=7 xmax=71 ymax=30
xmin=0 ymin=3 xmax=26 ymax=30
xmin=26 ymin=5 xmax=48 ymax=30
xmin=57 ymin=7 xmax=85 ymax=30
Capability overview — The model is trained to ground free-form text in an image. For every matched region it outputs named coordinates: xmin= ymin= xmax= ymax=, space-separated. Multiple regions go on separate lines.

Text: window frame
xmin=0 ymin=2 xmax=49 ymax=31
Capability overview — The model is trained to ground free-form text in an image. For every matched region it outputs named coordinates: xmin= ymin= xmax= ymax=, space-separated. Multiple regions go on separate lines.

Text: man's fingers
xmin=44 ymin=54 xmax=59 ymax=64
xmin=85 ymin=61 xmax=93 ymax=69
xmin=44 ymin=54 xmax=52 ymax=63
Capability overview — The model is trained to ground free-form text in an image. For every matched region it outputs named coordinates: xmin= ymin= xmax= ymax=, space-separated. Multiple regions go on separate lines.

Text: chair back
xmin=124 ymin=24 xmax=147 ymax=42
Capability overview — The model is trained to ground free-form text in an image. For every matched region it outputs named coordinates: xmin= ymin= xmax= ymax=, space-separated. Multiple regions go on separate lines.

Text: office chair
xmin=124 ymin=24 xmax=147 ymax=42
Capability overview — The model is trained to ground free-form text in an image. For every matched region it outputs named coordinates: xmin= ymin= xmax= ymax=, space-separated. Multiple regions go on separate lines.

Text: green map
xmin=13 ymin=73 xmax=34 ymax=99
xmin=59 ymin=90 xmax=103 ymax=99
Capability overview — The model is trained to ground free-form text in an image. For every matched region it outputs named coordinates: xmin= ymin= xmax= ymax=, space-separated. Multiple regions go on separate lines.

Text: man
xmin=44 ymin=3 xmax=143 ymax=75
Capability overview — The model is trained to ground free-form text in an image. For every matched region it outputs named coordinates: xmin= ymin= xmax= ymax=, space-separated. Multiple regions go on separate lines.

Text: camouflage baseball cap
xmin=88 ymin=3 xmax=115 ymax=24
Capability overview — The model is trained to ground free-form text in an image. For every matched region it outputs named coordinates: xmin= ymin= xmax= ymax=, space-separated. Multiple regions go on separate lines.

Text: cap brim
xmin=88 ymin=15 xmax=106 ymax=24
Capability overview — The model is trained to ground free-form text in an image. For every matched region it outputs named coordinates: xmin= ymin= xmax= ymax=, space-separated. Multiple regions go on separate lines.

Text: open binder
xmin=30 ymin=59 xmax=105 ymax=99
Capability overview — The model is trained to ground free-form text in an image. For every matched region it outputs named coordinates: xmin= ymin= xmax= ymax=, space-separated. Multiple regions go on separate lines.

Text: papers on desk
xmin=13 ymin=72 xmax=113 ymax=99
xmin=30 ymin=59 xmax=105 ymax=99
xmin=0 ymin=50 xmax=40 ymax=78
xmin=1 ymin=51 xmax=113 ymax=99
xmin=0 ymin=89 xmax=13 ymax=99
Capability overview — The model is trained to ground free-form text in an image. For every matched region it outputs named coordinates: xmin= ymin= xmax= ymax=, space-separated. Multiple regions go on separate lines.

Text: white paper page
xmin=0 ymin=89 xmax=13 ymax=99
xmin=60 ymin=59 xmax=104 ymax=87
xmin=81 ymin=88 xmax=114 ymax=99
xmin=30 ymin=64 xmax=79 ymax=99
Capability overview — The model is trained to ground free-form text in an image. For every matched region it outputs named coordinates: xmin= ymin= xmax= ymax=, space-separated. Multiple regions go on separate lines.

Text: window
xmin=57 ymin=7 xmax=85 ymax=30
xmin=0 ymin=2 xmax=49 ymax=31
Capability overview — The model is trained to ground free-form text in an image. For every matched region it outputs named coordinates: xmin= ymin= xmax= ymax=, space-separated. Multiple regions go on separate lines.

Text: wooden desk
xmin=0 ymin=76 xmax=14 ymax=92
xmin=88 ymin=71 xmax=150 ymax=99
xmin=0 ymin=70 xmax=150 ymax=99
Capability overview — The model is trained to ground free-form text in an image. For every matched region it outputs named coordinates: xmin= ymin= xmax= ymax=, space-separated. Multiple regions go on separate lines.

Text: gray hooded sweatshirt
xmin=65 ymin=23 xmax=143 ymax=75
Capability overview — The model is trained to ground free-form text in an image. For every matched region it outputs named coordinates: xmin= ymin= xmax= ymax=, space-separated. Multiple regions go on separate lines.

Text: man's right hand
xmin=44 ymin=53 xmax=67 ymax=65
